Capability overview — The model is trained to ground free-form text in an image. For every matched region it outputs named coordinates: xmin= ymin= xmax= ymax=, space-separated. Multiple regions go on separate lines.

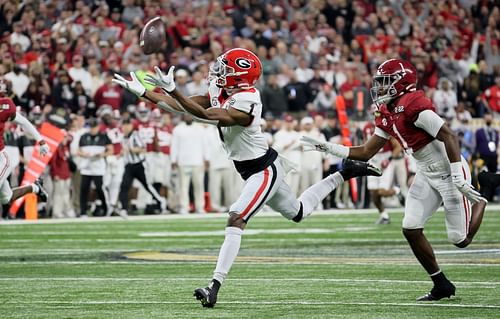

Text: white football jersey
xmin=209 ymin=87 xmax=269 ymax=161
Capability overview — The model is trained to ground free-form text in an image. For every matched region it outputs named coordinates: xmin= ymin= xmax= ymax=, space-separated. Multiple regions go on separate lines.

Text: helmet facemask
xmin=370 ymin=73 xmax=402 ymax=106
xmin=209 ymin=57 xmax=249 ymax=89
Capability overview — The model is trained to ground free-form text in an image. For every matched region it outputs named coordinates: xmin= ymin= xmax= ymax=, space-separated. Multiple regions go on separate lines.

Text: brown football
xmin=139 ymin=17 xmax=165 ymax=55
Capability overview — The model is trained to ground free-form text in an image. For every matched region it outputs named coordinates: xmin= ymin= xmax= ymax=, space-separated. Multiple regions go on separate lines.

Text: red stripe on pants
xmin=240 ymin=168 xmax=270 ymax=218
xmin=462 ymin=166 xmax=470 ymax=234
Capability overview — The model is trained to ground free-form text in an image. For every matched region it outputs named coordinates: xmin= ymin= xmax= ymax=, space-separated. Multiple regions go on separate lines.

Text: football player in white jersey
xmin=112 ymin=48 xmax=382 ymax=308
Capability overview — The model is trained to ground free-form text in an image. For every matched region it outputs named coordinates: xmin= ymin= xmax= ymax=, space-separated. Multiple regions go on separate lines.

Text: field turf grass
xmin=0 ymin=208 xmax=499 ymax=319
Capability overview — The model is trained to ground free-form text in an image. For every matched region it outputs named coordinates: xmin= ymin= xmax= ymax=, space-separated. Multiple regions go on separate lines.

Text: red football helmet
xmin=209 ymin=48 xmax=262 ymax=89
xmin=371 ymin=59 xmax=417 ymax=106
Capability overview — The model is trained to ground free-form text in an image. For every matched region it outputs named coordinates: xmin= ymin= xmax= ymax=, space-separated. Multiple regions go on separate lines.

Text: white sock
xmin=380 ymin=211 xmax=389 ymax=219
xmin=213 ymin=226 xmax=243 ymax=284
xmin=298 ymin=172 xmax=344 ymax=219
xmin=31 ymin=183 xmax=39 ymax=194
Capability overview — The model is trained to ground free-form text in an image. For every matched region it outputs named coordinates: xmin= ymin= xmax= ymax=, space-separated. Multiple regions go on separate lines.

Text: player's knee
xmin=402 ymin=228 xmax=422 ymax=241
xmin=453 ymin=238 xmax=471 ymax=249
xmin=0 ymin=190 xmax=12 ymax=205
xmin=448 ymin=231 xmax=468 ymax=247
xmin=226 ymin=212 xmax=245 ymax=229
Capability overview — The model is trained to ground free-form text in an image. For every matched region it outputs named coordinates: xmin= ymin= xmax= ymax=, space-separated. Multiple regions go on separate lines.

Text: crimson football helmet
xmin=209 ymin=48 xmax=262 ymax=89
xmin=371 ymin=59 xmax=417 ymax=106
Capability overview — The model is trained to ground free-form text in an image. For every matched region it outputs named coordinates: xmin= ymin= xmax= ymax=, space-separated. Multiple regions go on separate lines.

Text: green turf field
xmin=0 ymin=208 xmax=499 ymax=319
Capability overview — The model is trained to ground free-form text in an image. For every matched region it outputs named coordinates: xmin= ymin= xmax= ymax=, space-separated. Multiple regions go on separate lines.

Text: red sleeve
xmin=0 ymin=98 xmax=17 ymax=121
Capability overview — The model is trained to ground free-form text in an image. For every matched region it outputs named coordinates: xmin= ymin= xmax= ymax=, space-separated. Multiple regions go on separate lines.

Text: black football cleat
xmin=34 ymin=178 xmax=48 ymax=202
xmin=417 ymin=281 xmax=456 ymax=301
xmin=478 ymin=171 xmax=500 ymax=202
xmin=194 ymin=286 xmax=218 ymax=308
xmin=340 ymin=159 xmax=382 ymax=180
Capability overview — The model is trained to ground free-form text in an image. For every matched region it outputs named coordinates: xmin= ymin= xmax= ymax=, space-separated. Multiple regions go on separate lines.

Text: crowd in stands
xmin=0 ymin=0 xmax=499 ymax=218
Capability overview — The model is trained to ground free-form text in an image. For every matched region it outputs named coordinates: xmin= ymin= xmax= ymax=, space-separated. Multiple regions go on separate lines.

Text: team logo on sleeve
xmin=382 ymin=118 xmax=387 ymax=126
xmin=235 ymin=58 xmax=251 ymax=69
xmin=1 ymin=103 xmax=10 ymax=110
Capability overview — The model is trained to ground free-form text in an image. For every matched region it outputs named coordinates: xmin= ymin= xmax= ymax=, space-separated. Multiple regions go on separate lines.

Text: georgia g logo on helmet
xmin=235 ymin=58 xmax=251 ymax=69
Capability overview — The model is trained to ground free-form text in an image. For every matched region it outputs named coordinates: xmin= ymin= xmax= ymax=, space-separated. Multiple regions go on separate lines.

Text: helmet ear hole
xmin=388 ymin=87 xmax=397 ymax=96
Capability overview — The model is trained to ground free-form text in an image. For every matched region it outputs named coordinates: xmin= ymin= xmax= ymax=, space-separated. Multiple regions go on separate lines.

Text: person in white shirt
xmin=295 ymin=58 xmax=314 ymax=83
xmin=186 ymin=71 xmax=209 ymax=96
xmin=205 ymin=125 xmax=235 ymax=212
xmin=171 ymin=114 xmax=209 ymax=214
xmin=10 ymin=22 xmax=31 ymax=52
xmin=272 ymin=115 xmax=302 ymax=195
xmin=299 ymin=117 xmax=326 ymax=195
xmin=68 ymin=55 xmax=93 ymax=95
xmin=432 ymin=78 xmax=457 ymax=120
xmin=4 ymin=66 xmax=30 ymax=99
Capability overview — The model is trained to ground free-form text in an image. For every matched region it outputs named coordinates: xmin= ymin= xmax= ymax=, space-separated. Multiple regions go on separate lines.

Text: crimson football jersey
xmin=0 ymin=97 xmax=17 ymax=151
xmin=155 ymin=124 xmax=172 ymax=155
xmin=100 ymin=124 xmax=123 ymax=155
xmin=375 ymin=91 xmax=436 ymax=154
xmin=134 ymin=120 xmax=156 ymax=152
xmin=363 ymin=121 xmax=392 ymax=153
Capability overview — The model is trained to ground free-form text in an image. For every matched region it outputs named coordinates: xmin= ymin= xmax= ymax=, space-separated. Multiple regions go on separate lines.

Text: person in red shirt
xmin=0 ymin=80 xmax=49 ymax=218
xmin=150 ymin=109 xmax=173 ymax=201
xmin=339 ymin=69 xmax=361 ymax=115
xmin=302 ymin=58 xmax=498 ymax=302
xmin=93 ymin=72 xmax=123 ymax=110
xmin=49 ymin=134 xmax=74 ymax=218
xmin=482 ymin=76 xmax=500 ymax=113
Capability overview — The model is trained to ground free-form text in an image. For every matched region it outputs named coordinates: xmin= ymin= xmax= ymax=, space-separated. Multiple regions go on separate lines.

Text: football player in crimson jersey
xmin=150 ymin=109 xmax=173 ymax=199
xmin=301 ymin=58 xmax=499 ymax=301
xmin=0 ymin=80 xmax=49 ymax=213
xmin=113 ymin=48 xmax=382 ymax=307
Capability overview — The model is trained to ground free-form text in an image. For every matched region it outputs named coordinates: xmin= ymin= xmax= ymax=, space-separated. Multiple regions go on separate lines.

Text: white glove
xmin=300 ymin=135 xmax=350 ymax=158
xmin=450 ymin=162 xmax=487 ymax=204
xmin=112 ymin=72 xmax=146 ymax=97
xmin=144 ymin=66 xmax=176 ymax=93
xmin=39 ymin=141 xmax=50 ymax=157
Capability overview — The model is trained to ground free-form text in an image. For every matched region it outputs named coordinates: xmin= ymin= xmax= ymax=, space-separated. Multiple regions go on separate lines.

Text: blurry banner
xmin=10 ymin=123 xmax=65 ymax=219
xmin=336 ymin=96 xmax=358 ymax=204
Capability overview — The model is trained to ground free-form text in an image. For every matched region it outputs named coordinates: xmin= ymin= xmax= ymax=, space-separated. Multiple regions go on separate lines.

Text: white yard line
xmin=0 ymin=277 xmax=497 ymax=286
xmin=2 ymin=300 xmax=499 ymax=308
xmin=2 ymin=205 xmax=500 ymax=225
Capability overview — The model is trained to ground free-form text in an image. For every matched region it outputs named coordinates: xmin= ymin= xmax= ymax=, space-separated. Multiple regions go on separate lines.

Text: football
xmin=139 ymin=17 xmax=165 ymax=55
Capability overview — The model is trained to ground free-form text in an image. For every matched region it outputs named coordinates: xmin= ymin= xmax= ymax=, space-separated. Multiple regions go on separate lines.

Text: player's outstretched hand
xmin=39 ymin=140 xmax=49 ymax=157
xmin=112 ymin=72 xmax=146 ymax=97
xmin=450 ymin=162 xmax=487 ymax=204
xmin=300 ymin=136 xmax=349 ymax=159
xmin=144 ymin=66 xmax=176 ymax=93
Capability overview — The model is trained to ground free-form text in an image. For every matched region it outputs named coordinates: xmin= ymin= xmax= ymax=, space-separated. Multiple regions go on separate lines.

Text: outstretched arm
xmin=301 ymin=133 xmax=387 ymax=162
xmin=11 ymin=113 xmax=49 ymax=156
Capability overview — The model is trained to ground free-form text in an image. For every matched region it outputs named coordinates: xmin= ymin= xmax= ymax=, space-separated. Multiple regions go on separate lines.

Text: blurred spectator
xmin=68 ymin=55 xmax=92 ymax=95
xmin=4 ymin=65 xmax=29 ymax=99
xmin=339 ymin=69 xmax=360 ymax=115
xmin=475 ymin=113 xmax=498 ymax=173
xmin=77 ymin=118 xmax=113 ymax=217
xmin=273 ymin=115 xmax=301 ymax=195
xmin=295 ymin=58 xmax=314 ymax=83
xmin=261 ymin=74 xmax=288 ymax=118
xmin=283 ymin=72 xmax=311 ymax=115
xmin=186 ymin=71 xmax=208 ymax=96
xmin=171 ymin=114 xmax=208 ymax=214
xmin=313 ymin=84 xmax=337 ymax=114
xmin=10 ymin=21 xmax=30 ymax=52
xmin=53 ymin=70 xmax=74 ymax=111
xmin=49 ymin=135 xmax=74 ymax=218
xmin=299 ymin=117 xmax=326 ymax=196
xmin=72 ymin=81 xmax=94 ymax=117
xmin=433 ymin=78 xmax=458 ymax=120
xmin=205 ymin=125 xmax=234 ymax=212
xmin=482 ymin=76 xmax=500 ymax=114
xmin=174 ymin=69 xmax=190 ymax=96
xmin=93 ymin=72 xmax=123 ymax=110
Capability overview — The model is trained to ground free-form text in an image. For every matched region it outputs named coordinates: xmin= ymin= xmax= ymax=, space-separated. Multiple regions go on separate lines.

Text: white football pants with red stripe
xmin=403 ymin=156 xmax=472 ymax=244
xmin=229 ymin=158 xmax=300 ymax=222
